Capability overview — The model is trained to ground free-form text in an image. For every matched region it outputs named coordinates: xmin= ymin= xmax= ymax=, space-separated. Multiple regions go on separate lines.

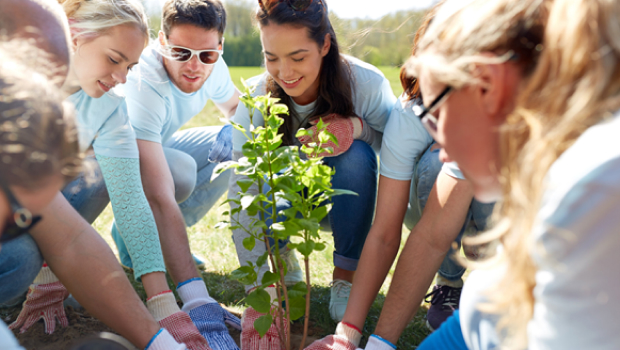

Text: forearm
xmin=343 ymin=225 xmax=401 ymax=330
xmin=30 ymin=193 xmax=160 ymax=348
xmin=374 ymin=229 xmax=448 ymax=343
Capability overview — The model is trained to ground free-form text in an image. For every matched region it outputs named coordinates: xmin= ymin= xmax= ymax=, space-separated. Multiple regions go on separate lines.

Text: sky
xmin=144 ymin=0 xmax=437 ymax=19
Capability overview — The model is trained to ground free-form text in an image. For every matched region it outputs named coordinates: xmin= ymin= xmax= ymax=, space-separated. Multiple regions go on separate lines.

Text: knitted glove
xmin=297 ymin=114 xmax=361 ymax=158
xmin=187 ymin=303 xmax=241 ymax=350
xmin=306 ymin=322 xmax=362 ymax=350
xmin=146 ymin=328 xmax=187 ymax=350
xmin=146 ymin=291 xmax=212 ymax=350
xmin=362 ymin=335 xmax=397 ymax=350
xmin=208 ymin=124 xmax=233 ymax=163
xmin=240 ymin=287 xmax=287 ymax=350
xmin=9 ymin=265 xmax=69 ymax=334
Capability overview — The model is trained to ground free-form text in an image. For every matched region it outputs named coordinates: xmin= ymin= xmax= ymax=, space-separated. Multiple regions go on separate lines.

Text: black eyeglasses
xmin=258 ymin=0 xmax=325 ymax=13
xmin=0 ymin=179 xmax=42 ymax=244
xmin=412 ymin=86 xmax=452 ymax=137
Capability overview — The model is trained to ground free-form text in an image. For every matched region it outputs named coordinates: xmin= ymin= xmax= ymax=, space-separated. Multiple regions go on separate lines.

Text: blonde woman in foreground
xmin=399 ymin=0 xmax=620 ymax=349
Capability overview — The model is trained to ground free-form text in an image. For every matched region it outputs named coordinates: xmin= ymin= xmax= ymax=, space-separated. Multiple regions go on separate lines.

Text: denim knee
xmin=0 ymin=234 xmax=43 ymax=302
xmin=62 ymin=158 xmax=110 ymax=224
xmin=163 ymin=147 xmax=197 ymax=204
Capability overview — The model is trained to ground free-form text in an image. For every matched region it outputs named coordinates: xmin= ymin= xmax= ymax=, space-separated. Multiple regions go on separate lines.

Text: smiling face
xmin=68 ymin=24 xmax=144 ymax=98
xmin=418 ymin=61 xmax=522 ymax=202
xmin=159 ymin=24 xmax=221 ymax=94
xmin=260 ymin=23 xmax=330 ymax=106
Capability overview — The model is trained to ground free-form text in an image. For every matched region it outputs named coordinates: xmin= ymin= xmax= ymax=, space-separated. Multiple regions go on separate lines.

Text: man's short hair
xmin=162 ymin=0 xmax=226 ymax=41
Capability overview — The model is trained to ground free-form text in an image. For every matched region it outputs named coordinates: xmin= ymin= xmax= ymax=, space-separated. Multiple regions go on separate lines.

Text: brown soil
xmin=4 ymin=305 xmax=320 ymax=350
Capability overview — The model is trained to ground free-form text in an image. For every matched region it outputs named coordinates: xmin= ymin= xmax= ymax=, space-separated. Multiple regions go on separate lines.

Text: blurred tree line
xmin=148 ymin=0 xmax=426 ymax=67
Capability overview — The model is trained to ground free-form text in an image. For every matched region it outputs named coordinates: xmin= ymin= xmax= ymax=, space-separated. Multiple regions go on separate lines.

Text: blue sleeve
xmin=97 ymin=155 xmax=166 ymax=280
xmin=123 ymin=76 xmax=167 ymax=144
xmin=352 ymin=63 xmax=397 ymax=134
xmin=90 ymin=99 xmax=140 ymax=159
xmin=417 ymin=311 xmax=469 ymax=350
xmin=380 ymin=97 xmax=434 ymax=180
xmin=206 ymin=58 xmax=236 ymax=104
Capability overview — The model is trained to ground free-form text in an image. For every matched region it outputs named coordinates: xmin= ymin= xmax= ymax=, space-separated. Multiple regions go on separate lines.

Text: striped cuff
xmin=368 ymin=334 xmax=397 ymax=350
xmin=33 ymin=266 xmax=60 ymax=285
xmin=146 ymin=291 xmax=181 ymax=322
xmin=335 ymin=322 xmax=362 ymax=347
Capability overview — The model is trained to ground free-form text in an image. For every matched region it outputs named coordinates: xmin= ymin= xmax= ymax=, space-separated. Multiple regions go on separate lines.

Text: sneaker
xmin=112 ymin=222 xmax=206 ymax=270
xmin=281 ymin=249 xmax=303 ymax=286
xmin=424 ymin=284 xmax=462 ymax=331
xmin=329 ymin=279 xmax=352 ymax=322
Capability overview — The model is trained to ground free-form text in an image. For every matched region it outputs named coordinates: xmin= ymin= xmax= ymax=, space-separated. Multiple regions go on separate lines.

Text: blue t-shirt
xmin=231 ymin=55 xmax=396 ymax=152
xmin=66 ymin=89 xmax=139 ymax=158
xmin=121 ymin=43 xmax=236 ymax=144
xmin=379 ymin=95 xmax=434 ymax=181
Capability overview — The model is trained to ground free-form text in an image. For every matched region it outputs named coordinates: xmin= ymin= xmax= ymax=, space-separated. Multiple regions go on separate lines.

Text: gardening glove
xmin=146 ymin=290 xmax=212 ymax=350
xmin=241 ymin=286 xmax=287 ymax=350
xmin=147 ymin=328 xmax=188 ymax=350
xmin=360 ymin=335 xmax=397 ymax=350
xmin=297 ymin=114 xmax=362 ymax=157
xmin=9 ymin=264 xmax=69 ymax=334
xmin=177 ymin=278 xmax=240 ymax=350
xmin=208 ymin=124 xmax=233 ymax=163
xmin=305 ymin=322 xmax=362 ymax=350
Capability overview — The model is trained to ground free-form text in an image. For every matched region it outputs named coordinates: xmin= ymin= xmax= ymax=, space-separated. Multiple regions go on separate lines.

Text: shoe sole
xmin=425 ymin=320 xmax=436 ymax=332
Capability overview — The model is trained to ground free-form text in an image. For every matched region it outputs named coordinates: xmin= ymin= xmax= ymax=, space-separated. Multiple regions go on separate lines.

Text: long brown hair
xmin=256 ymin=0 xmax=355 ymax=146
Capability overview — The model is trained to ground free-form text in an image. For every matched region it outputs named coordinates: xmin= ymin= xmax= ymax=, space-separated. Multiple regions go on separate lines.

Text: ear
xmin=474 ymin=63 xmax=506 ymax=120
xmin=158 ymin=30 xmax=166 ymax=46
xmin=320 ymin=33 xmax=331 ymax=57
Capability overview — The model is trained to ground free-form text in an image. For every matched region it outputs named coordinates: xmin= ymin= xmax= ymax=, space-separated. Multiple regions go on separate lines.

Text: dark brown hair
xmin=162 ymin=0 xmax=226 ymax=41
xmin=256 ymin=0 xmax=355 ymax=146
xmin=0 ymin=40 xmax=81 ymax=188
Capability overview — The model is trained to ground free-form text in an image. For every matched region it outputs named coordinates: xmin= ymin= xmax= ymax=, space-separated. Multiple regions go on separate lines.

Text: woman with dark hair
xmin=228 ymin=0 xmax=395 ymax=341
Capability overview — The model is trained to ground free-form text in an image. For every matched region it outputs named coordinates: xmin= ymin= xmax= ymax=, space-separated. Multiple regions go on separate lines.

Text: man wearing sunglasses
xmin=114 ymin=0 xmax=243 ymax=347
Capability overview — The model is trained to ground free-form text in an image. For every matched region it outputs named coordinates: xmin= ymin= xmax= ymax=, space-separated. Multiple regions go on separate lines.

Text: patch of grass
xmin=92 ymin=65 xmax=431 ymax=348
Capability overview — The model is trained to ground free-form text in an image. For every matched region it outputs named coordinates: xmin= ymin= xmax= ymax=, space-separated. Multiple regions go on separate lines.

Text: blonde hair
xmin=58 ymin=0 xmax=149 ymax=44
xmin=408 ymin=0 xmax=620 ymax=347
xmin=0 ymin=39 xmax=82 ymax=187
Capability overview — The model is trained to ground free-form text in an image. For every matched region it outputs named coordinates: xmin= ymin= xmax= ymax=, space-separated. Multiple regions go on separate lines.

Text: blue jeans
xmin=402 ymin=144 xmax=494 ymax=281
xmin=258 ymin=140 xmax=378 ymax=271
xmin=0 ymin=163 xmax=108 ymax=304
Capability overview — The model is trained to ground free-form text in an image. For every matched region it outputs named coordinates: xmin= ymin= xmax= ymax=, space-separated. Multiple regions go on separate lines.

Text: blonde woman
xmin=400 ymin=0 xmax=620 ymax=349
xmin=0 ymin=0 xmax=209 ymax=349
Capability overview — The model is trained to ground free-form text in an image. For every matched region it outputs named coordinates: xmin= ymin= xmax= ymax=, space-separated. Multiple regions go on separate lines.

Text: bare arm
xmin=342 ymin=175 xmax=411 ymax=330
xmin=137 ymin=139 xmax=198 ymax=284
xmin=373 ymin=172 xmax=474 ymax=344
xmin=215 ymin=88 xmax=241 ymax=119
xmin=30 ymin=192 xmax=160 ymax=349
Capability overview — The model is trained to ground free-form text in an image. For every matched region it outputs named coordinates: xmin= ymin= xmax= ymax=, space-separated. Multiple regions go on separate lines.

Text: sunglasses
xmin=0 ymin=179 xmax=42 ymax=244
xmin=163 ymin=40 xmax=224 ymax=65
xmin=412 ymin=86 xmax=452 ymax=138
xmin=258 ymin=0 xmax=325 ymax=13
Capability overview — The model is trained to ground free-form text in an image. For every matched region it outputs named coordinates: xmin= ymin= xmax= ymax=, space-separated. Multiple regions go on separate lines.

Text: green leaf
xmin=236 ymin=179 xmax=255 ymax=193
xmin=309 ymin=206 xmax=328 ymax=222
xmin=254 ymin=314 xmax=273 ymax=339
xmin=287 ymin=296 xmax=306 ymax=321
xmin=296 ymin=240 xmax=316 ymax=257
xmin=314 ymin=242 xmax=326 ymax=251
xmin=261 ymin=271 xmax=280 ymax=286
xmin=331 ymin=189 xmax=358 ymax=197
xmin=246 ymin=289 xmax=272 ymax=314
xmin=256 ymin=251 xmax=268 ymax=268
xmin=214 ymin=221 xmax=229 ymax=230
xmin=287 ymin=281 xmax=308 ymax=299
xmin=243 ymin=236 xmax=256 ymax=251
xmin=230 ymin=266 xmax=257 ymax=285
xmin=240 ymin=194 xmax=256 ymax=209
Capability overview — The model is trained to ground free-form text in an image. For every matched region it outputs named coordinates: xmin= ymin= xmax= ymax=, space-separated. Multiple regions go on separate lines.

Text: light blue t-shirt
xmin=67 ymin=89 xmax=139 ymax=158
xmin=121 ymin=43 xmax=236 ymax=144
xmin=231 ymin=55 xmax=396 ymax=152
xmin=442 ymin=161 xmax=465 ymax=180
xmin=379 ymin=95 xmax=434 ymax=181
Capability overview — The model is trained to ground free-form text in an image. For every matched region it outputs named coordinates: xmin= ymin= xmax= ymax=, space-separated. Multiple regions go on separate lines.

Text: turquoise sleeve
xmin=97 ymin=154 xmax=166 ymax=280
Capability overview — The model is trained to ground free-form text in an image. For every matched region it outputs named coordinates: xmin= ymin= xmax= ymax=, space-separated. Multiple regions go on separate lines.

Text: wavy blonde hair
xmin=407 ymin=0 xmax=620 ymax=347
xmin=58 ymin=0 xmax=149 ymax=44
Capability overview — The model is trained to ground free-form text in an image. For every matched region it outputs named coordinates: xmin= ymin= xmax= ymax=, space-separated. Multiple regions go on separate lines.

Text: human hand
xmin=9 ymin=265 xmax=69 ymax=334
xmin=188 ymin=302 xmax=241 ymax=350
xmin=298 ymin=114 xmax=362 ymax=157
xmin=305 ymin=322 xmax=362 ymax=350
xmin=147 ymin=291 xmax=212 ymax=350
xmin=208 ymin=124 xmax=233 ymax=163
xmin=241 ymin=287 xmax=287 ymax=350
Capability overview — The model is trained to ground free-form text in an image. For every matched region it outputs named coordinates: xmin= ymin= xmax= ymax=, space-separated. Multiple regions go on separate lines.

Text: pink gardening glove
xmin=305 ymin=322 xmax=362 ymax=350
xmin=298 ymin=114 xmax=360 ymax=157
xmin=9 ymin=265 xmax=69 ymax=334
xmin=147 ymin=291 xmax=212 ymax=350
xmin=241 ymin=287 xmax=288 ymax=350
